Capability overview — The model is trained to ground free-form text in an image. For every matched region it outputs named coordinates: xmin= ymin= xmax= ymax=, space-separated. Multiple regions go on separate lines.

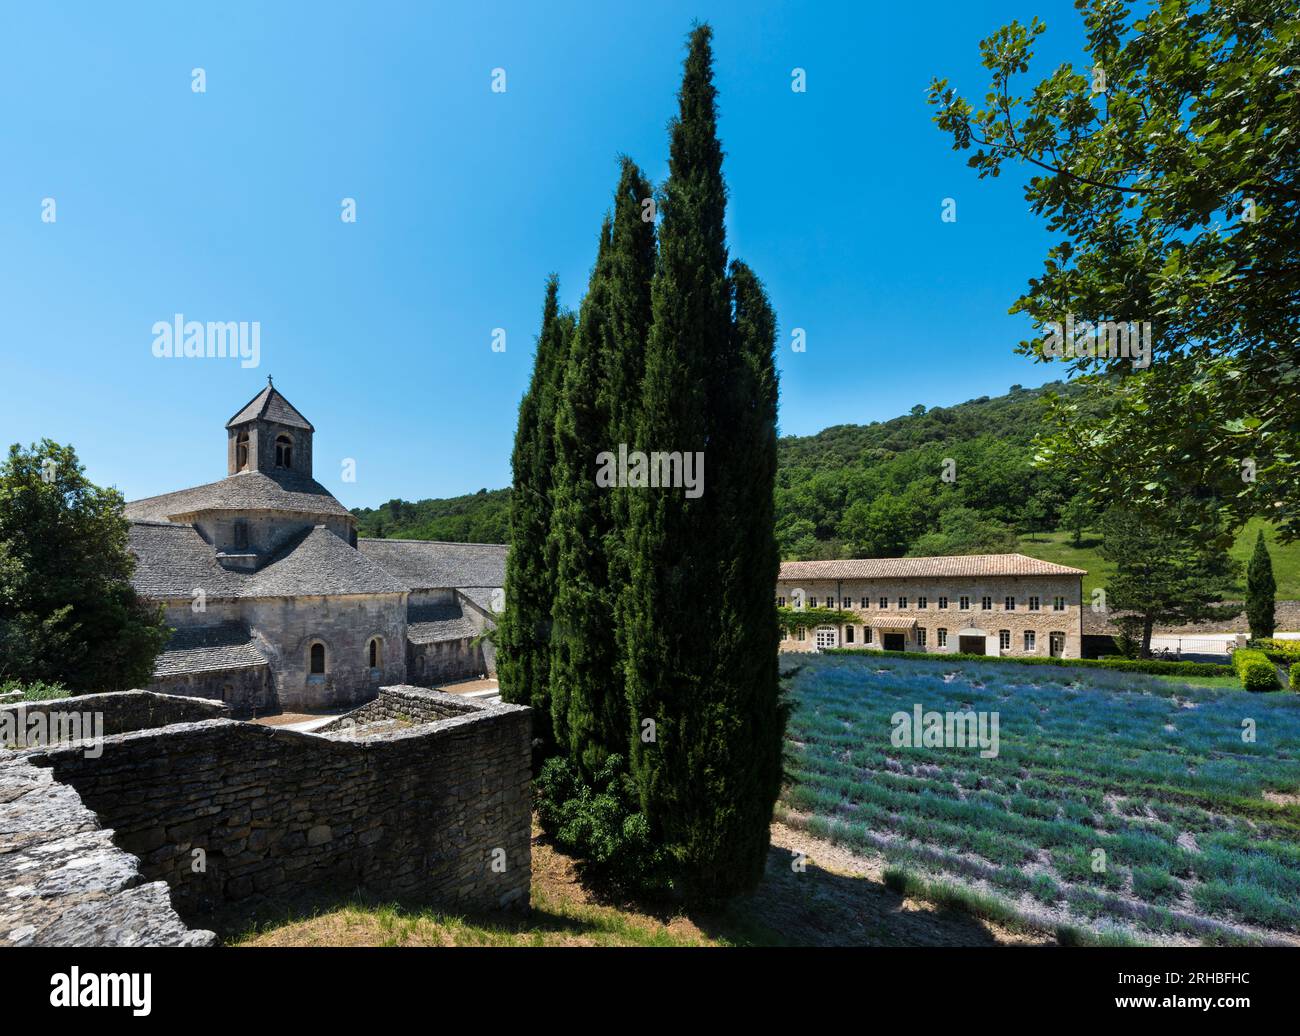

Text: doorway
xmin=1049 ymin=632 xmax=1065 ymax=658
xmin=815 ymin=627 xmax=838 ymax=650
xmin=883 ymin=632 xmax=906 ymax=652
xmin=959 ymin=635 xmax=986 ymax=655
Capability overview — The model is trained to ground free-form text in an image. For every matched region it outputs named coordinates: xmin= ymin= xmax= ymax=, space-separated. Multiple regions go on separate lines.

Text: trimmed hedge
xmin=1249 ymin=638 xmax=1300 ymax=665
xmin=1232 ymin=649 xmax=1280 ymax=692
xmin=1290 ymin=665 xmax=1299 ymax=691
xmin=820 ymin=648 xmax=1234 ymax=678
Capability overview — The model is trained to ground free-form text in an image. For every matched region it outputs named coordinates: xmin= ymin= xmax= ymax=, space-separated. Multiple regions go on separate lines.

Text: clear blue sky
xmin=0 ymin=0 xmax=1090 ymax=508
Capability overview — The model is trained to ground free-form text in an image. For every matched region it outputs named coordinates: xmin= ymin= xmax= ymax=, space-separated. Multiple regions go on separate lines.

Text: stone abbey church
xmin=125 ymin=382 xmax=505 ymax=714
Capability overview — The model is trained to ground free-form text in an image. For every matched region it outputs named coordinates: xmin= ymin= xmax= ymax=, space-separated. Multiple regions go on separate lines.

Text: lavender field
xmin=780 ymin=654 xmax=1300 ymax=945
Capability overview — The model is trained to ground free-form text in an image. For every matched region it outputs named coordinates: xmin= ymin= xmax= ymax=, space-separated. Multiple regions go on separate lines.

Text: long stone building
xmin=777 ymin=554 xmax=1086 ymax=658
xmin=124 ymin=381 xmax=505 ymax=714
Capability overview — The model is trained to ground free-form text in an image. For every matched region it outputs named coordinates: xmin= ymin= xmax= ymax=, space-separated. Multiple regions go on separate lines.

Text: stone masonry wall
xmin=21 ymin=688 xmax=532 ymax=927
xmin=1 ymin=691 xmax=231 ymax=747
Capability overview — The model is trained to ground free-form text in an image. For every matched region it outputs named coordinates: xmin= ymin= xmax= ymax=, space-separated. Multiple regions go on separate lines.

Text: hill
xmin=348 ymin=382 xmax=1300 ymax=596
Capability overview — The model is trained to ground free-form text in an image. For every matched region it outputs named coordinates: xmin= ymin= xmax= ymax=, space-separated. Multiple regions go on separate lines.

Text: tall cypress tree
xmin=551 ymin=158 xmax=657 ymax=779
xmin=549 ymin=219 xmax=619 ymax=775
xmin=1246 ymin=530 xmax=1276 ymax=640
xmin=500 ymin=277 xmax=572 ymax=756
xmin=624 ymin=24 xmax=783 ymax=901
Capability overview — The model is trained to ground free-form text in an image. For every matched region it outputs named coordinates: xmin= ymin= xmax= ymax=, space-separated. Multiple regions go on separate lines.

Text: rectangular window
xmin=797 ymin=626 xmax=807 ymax=642
xmin=1024 ymin=630 xmax=1036 ymax=651
xmin=879 ymin=596 xmax=888 ymax=609
xmin=777 ymin=596 xmax=786 ymax=607
xmin=1053 ymin=596 xmax=1066 ymax=611
xmin=809 ymin=597 xmax=818 ymax=608
xmin=959 ymin=595 xmax=970 ymax=610
xmin=843 ymin=597 xmax=852 ymax=609
xmin=937 ymin=628 xmax=948 ymax=648
xmin=938 ymin=596 xmax=948 ymax=610
xmin=981 ymin=596 xmax=992 ymax=611
xmin=1028 ymin=595 xmax=1040 ymax=611
xmin=864 ymin=626 xmax=873 ymax=644
xmin=917 ymin=596 xmax=928 ymax=609
xmin=1004 ymin=596 xmax=1016 ymax=611
xmin=860 ymin=596 xmax=869 ymax=608
xmin=898 ymin=596 xmax=908 ymax=609
xmin=916 ymin=628 xmax=927 ymax=648
xmin=999 ymin=629 xmax=1011 ymax=650
xmin=845 ymin=625 xmax=855 ymax=644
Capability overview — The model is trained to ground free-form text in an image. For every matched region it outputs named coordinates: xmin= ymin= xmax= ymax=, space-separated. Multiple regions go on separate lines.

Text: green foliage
xmin=497 ymin=280 xmax=574 ymax=755
xmin=1246 ymin=531 xmax=1277 ymax=640
xmin=1249 ymin=638 xmax=1300 ymax=665
xmin=0 ymin=679 xmax=72 ymax=701
xmin=351 ymin=489 xmax=509 ymax=544
xmin=822 ymin=647 xmax=1234 ymax=678
xmin=1291 ymin=665 xmax=1300 ymax=692
xmin=930 ymin=0 xmax=1300 ymax=541
xmin=0 ymin=441 xmax=168 ymax=692
xmin=776 ymin=607 xmax=852 ymax=632
xmin=1099 ymin=505 xmax=1240 ymax=657
xmin=534 ymin=754 xmax=670 ymax=895
xmin=1232 ymin=649 xmax=1280 ymax=692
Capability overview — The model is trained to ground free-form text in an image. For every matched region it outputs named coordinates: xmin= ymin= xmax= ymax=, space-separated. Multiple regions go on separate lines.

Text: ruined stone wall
xmin=1 ymin=691 xmax=230 ymax=746
xmin=20 ymin=688 xmax=532 ymax=929
xmin=407 ymin=637 xmax=486 ymax=686
xmin=316 ymin=684 xmax=475 ymax=729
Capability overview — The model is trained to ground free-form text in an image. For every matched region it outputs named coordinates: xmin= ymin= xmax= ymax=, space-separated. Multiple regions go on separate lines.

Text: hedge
xmin=820 ymin=648 xmax=1234 ymax=678
xmin=1290 ymin=665 xmax=1300 ymax=691
xmin=1232 ymin=649 xmax=1281 ymax=692
xmin=1248 ymin=638 xmax=1300 ymax=665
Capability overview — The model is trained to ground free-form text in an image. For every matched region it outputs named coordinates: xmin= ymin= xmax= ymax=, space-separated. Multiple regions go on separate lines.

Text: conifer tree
xmin=499 ymin=277 xmax=572 ymax=755
xmin=1246 ymin=530 xmax=1276 ymax=641
xmin=549 ymin=219 xmax=619 ymax=776
xmin=624 ymin=24 xmax=784 ymax=901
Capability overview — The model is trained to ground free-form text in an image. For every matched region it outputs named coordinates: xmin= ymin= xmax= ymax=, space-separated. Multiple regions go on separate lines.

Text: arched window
xmin=235 ymin=431 xmax=250 ymax=470
xmin=368 ymin=637 xmax=382 ymax=669
xmin=309 ymin=642 xmax=325 ymax=674
xmin=275 ymin=434 xmax=293 ymax=469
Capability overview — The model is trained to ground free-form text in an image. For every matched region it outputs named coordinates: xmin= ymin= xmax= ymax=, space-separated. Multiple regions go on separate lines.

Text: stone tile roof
xmin=226 ymin=384 xmax=314 ymax=430
xmin=778 ymin=553 xmax=1086 ymax=581
xmin=407 ymin=602 xmax=478 ymax=644
xmin=252 ymin=526 xmax=407 ymax=597
xmin=125 ymin=470 xmax=351 ymax=521
xmin=153 ymin=623 xmax=268 ymax=676
xmin=358 ymin=539 xmax=506 ymax=590
xmin=457 ymin=586 xmax=501 ymax=616
xmin=128 ymin=522 xmax=406 ymax=600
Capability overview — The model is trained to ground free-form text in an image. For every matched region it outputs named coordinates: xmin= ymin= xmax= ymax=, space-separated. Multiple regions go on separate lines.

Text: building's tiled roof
xmin=357 ymin=539 xmax=506 ymax=590
xmin=124 ymin=470 xmax=351 ymax=521
xmin=251 ymin=526 xmax=408 ymax=597
xmin=153 ymin=623 xmax=268 ymax=676
xmin=128 ymin=522 xmax=406 ymax=600
xmin=457 ymin=587 xmax=501 ymax=616
xmin=226 ymin=384 xmax=314 ymax=431
xmin=129 ymin=521 xmax=247 ymax=598
xmin=407 ymin=602 xmax=478 ymax=644
xmin=778 ymin=553 xmax=1086 ymax=581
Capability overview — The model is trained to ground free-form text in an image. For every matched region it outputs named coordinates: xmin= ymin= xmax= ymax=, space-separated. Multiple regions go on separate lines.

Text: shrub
xmin=1232 ymin=649 xmax=1280 ymax=692
xmin=822 ymin=648 xmax=1233 ymax=678
xmin=1249 ymin=638 xmax=1300 ymax=665
xmin=534 ymin=753 xmax=671 ymax=896
xmin=0 ymin=679 xmax=71 ymax=702
xmin=1290 ymin=665 xmax=1299 ymax=692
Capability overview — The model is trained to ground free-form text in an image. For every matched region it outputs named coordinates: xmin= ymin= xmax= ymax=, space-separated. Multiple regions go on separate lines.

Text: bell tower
xmin=226 ymin=377 xmax=315 ymax=479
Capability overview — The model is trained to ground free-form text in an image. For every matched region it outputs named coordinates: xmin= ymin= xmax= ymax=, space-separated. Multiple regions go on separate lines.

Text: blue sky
xmin=0 ymin=0 xmax=1091 ymax=507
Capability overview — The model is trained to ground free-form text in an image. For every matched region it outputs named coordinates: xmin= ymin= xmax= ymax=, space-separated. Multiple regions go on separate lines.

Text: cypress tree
xmin=499 ymin=277 xmax=572 ymax=756
xmin=549 ymin=219 xmax=619 ymax=776
xmin=624 ymin=24 xmax=783 ymax=901
xmin=551 ymin=157 xmax=657 ymax=779
xmin=1246 ymin=529 xmax=1276 ymax=640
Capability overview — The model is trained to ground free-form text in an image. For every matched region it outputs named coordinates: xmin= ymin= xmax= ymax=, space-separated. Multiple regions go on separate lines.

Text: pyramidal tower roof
xmin=226 ymin=379 xmax=314 ymax=431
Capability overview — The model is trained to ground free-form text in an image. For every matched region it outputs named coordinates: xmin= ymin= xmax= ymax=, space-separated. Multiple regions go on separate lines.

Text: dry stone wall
xmin=1 ymin=687 xmax=532 ymax=945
